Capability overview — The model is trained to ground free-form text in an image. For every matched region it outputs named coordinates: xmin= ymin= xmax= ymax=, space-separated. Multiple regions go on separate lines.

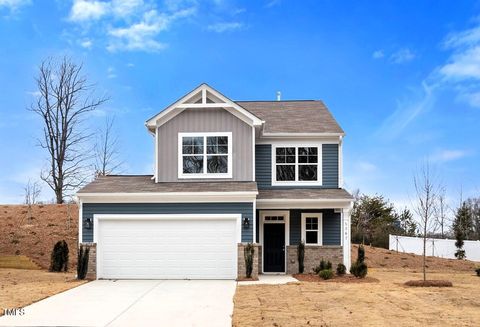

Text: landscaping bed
xmin=293 ymin=273 xmax=379 ymax=283
xmin=0 ymin=268 xmax=87 ymax=316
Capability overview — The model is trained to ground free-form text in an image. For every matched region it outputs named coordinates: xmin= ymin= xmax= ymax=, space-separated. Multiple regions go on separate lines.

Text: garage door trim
xmin=93 ymin=214 xmax=242 ymax=279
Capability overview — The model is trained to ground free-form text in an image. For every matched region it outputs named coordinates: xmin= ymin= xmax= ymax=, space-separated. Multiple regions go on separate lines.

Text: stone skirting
xmin=79 ymin=243 xmax=96 ymax=280
xmin=237 ymin=243 xmax=261 ymax=279
xmin=286 ymin=245 xmax=343 ymax=274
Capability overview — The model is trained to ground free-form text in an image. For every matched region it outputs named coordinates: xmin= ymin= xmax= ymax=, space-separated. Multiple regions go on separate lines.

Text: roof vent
xmin=276 ymin=91 xmax=281 ymax=101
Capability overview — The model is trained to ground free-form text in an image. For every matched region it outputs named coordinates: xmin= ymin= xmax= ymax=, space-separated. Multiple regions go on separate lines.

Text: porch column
xmin=342 ymin=207 xmax=352 ymax=271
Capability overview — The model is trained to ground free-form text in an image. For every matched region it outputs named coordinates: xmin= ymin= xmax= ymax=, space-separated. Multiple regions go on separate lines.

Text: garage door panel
xmin=97 ymin=217 xmax=238 ymax=279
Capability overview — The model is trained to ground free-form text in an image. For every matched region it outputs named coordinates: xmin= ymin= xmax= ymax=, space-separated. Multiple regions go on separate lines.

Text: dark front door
xmin=264 ymin=223 xmax=285 ymax=272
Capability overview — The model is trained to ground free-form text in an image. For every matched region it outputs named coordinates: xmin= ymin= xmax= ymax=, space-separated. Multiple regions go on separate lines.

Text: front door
xmin=264 ymin=223 xmax=285 ymax=272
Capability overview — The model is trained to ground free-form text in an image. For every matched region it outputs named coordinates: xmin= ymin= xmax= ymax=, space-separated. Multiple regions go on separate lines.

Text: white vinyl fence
xmin=389 ymin=234 xmax=480 ymax=262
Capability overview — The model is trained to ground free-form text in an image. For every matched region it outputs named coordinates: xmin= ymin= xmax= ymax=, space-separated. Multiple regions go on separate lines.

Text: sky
xmin=0 ymin=0 xmax=480 ymax=215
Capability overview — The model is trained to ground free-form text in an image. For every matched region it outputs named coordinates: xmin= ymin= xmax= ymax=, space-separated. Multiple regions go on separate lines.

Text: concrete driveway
xmin=0 ymin=280 xmax=236 ymax=327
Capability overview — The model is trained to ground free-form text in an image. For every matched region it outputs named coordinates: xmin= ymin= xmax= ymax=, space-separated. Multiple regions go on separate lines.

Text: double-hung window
xmin=178 ymin=132 xmax=232 ymax=178
xmin=273 ymin=145 xmax=322 ymax=185
xmin=301 ymin=213 xmax=323 ymax=245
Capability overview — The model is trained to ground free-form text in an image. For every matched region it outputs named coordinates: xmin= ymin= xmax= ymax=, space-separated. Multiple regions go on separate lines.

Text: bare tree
xmin=94 ymin=116 xmax=123 ymax=176
xmin=412 ymin=161 xmax=439 ymax=281
xmin=435 ymin=187 xmax=449 ymax=238
xmin=24 ymin=179 xmax=42 ymax=205
xmin=30 ymin=57 xmax=108 ymax=203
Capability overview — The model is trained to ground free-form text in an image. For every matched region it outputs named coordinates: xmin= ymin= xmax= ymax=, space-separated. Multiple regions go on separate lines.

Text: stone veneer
xmin=79 ymin=243 xmax=97 ymax=280
xmin=237 ymin=243 xmax=261 ymax=279
xmin=286 ymin=245 xmax=343 ymax=274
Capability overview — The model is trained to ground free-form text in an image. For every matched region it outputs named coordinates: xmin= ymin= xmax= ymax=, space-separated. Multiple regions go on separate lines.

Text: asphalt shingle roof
xmin=257 ymin=188 xmax=353 ymax=200
xmin=236 ymin=100 xmax=344 ymax=134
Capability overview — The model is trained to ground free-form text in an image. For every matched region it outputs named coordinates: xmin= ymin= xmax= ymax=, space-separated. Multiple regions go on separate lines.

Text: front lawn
xmin=0 ymin=268 xmax=87 ymax=316
xmin=233 ymin=269 xmax=480 ymax=326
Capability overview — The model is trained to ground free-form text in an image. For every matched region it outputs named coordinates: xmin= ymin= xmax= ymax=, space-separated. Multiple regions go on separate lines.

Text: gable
xmin=146 ymin=83 xmax=263 ymax=132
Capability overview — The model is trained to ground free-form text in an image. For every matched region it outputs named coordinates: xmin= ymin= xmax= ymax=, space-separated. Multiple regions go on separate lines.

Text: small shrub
xmin=350 ymin=248 xmax=368 ymax=279
xmin=244 ymin=243 xmax=255 ymax=278
xmin=336 ymin=263 xmax=346 ymax=276
xmin=77 ymin=245 xmax=90 ymax=280
xmin=358 ymin=244 xmax=365 ymax=263
xmin=297 ymin=241 xmax=305 ymax=274
xmin=356 ymin=262 xmax=368 ymax=278
xmin=50 ymin=240 xmax=69 ymax=272
xmin=319 ymin=269 xmax=334 ymax=280
xmin=475 ymin=267 xmax=480 ymax=277
xmin=313 ymin=259 xmax=332 ymax=274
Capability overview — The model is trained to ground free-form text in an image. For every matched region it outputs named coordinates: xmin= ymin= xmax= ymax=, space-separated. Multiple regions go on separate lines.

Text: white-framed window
xmin=301 ymin=213 xmax=323 ymax=245
xmin=272 ymin=144 xmax=322 ymax=186
xmin=178 ymin=132 xmax=232 ymax=179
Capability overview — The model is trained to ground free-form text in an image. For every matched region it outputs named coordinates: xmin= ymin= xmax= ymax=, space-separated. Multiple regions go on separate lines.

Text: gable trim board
xmin=145 ymin=84 xmax=263 ymax=130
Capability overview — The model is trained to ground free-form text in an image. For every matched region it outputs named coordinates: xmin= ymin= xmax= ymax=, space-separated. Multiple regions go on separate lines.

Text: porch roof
xmin=257 ymin=188 xmax=353 ymax=200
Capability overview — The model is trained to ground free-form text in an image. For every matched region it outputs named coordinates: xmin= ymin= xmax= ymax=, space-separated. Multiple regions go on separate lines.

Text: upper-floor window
xmin=272 ymin=145 xmax=322 ymax=186
xmin=178 ymin=132 xmax=232 ymax=179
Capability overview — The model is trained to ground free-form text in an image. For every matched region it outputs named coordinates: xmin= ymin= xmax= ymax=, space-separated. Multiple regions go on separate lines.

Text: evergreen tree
xmin=453 ymin=202 xmax=472 ymax=259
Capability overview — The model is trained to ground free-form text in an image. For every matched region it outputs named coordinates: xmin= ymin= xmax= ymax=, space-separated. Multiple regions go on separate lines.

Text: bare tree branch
xmin=30 ymin=56 xmax=109 ymax=203
xmin=24 ymin=179 xmax=42 ymax=205
xmin=94 ymin=116 xmax=123 ymax=176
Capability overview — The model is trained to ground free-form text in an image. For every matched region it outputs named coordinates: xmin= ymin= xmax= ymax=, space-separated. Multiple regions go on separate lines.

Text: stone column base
xmin=286 ymin=245 xmax=343 ymax=274
xmin=79 ymin=243 xmax=96 ymax=280
xmin=237 ymin=243 xmax=261 ymax=279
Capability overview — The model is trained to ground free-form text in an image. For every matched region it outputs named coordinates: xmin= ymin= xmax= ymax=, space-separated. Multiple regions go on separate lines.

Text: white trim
xmin=78 ymin=191 xmax=257 ymax=203
xmin=154 ymin=127 xmax=159 ymax=183
xmin=252 ymin=126 xmax=256 ymax=181
xmin=94 ymin=213 xmax=242 ymax=280
xmin=338 ymin=136 xmax=343 ymax=188
xmin=253 ymin=200 xmax=256 ymax=245
xmin=256 ymin=137 xmax=341 ymax=145
xmin=78 ymin=199 xmax=83 ymax=244
xmin=177 ymin=132 xmax=233 ymax=179
xmin=256 ymin=198 xmax=353 ymax=210
xmin=259 ymin=210 xmax=290 ymax=274
xmin=301 ymin=213 xmax=323 ymax=246
xmin=342 ymin=207 xmax=352 ymax=271
xmin=271 ymin=144 xmax=323 ymax=187
xmin=145 ymin=84 xmax=263 ymax=129
xmin=261 ymin=132 xmax=344 ymax=138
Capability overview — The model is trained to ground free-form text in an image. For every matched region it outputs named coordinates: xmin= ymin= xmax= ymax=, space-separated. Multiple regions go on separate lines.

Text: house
xmin=76 ymin=84 xmax=354 ymax=280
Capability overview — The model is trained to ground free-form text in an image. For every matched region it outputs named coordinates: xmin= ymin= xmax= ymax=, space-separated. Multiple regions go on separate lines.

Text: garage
xmin=94 ymin=214 xmax=240 ymax=280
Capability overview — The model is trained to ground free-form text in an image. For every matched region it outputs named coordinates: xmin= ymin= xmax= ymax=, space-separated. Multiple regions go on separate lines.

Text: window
xmin=301 ymin=213 xmax=322 ymax=245
xmin=179 ymin=133 xmax=232 ymax=178
xmin=264 ymin=216 xmax=284 ymax=222
xmin=273 ymin=145 xmax=321 ymax=185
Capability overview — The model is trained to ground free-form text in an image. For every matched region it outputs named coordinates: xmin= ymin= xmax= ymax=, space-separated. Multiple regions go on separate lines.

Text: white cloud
xmin=265 ymin=0 xmax=281 ymax=8
xmin=372 ymin=50 xmax=384 ymax=59
xmin=0 ymin=0 xmax=30 ymax=11
xmin=111 ymin=0 xmax=144 ymax=17
xmin=107 ymin=66 xmax=116 ymax=79
xmin=207 ymin=22 xmax=243 ymax=33
xmin=429 ymin=149 xmax=471 ymax=163
xmin=69 ymin=0 xmax=110 ymax=22
xmin=358 ymin=161 xmax=377 ymax=173
xmin=390 ymin=48 xmax=415 ymax=64
xmin=80 ymin=39 xmax=93 ymax=48
xmin=440 ymin=46 xmax=480 ymax=80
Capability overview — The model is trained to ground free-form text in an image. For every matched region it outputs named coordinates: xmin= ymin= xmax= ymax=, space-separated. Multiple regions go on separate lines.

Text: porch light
xmin=243 ymin=217 xmax=250 ymax=228
xmin=84 ymin=218 xmax=92 ymax=230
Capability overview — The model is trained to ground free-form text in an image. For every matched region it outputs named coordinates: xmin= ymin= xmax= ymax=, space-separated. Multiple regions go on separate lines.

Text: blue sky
xmin=0 ymin=0 xmax=480 ymax=211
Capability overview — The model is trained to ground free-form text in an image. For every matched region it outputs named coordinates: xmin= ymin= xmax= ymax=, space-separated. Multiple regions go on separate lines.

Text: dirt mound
xmin=0 ymin=204 xmax=78 ymax=269
xmin=404 ymin=280 xmax=453 ymax=287
xmin=352 ymin=244 xmax=477 ymax=272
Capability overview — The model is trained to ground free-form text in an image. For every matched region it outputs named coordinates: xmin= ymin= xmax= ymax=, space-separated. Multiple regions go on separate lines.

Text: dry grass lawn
xmin=234 ymin=246 xmax=480 ymax=327
xmin=0 ymin=268 xmax=87 ymax=316
xmin=233 ymin=269 xmax=480 ymax=327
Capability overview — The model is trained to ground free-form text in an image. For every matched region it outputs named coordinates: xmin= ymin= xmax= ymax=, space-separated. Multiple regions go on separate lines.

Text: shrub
xmin=297 ymin=241 xmax=305 ymax=274
xmin=50 ymin=240 xmax=69 ymax=272
xmin=313 ymin=258 xmax=332 ymax=274
xmin=350 ymin=261 xmax=368 ymax=278
xmin=336 ymin=263 xmax=346 ymax=276
xmin=77 ymin=245 xmax=90 ymax=280
xmin=244 ymin=243 xmax=255 ymax=278
xmin=358 ymin=244 xmax=365 ymax=263
xmin=319 ymin=269 xmax=334 ymax=280
xmin=475 ymin=267 xmax=480 ymax=277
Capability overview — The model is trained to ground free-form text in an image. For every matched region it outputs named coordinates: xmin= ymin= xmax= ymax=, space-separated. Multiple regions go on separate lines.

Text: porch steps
xmin=0 ymin=255 xmax=42 ymax=270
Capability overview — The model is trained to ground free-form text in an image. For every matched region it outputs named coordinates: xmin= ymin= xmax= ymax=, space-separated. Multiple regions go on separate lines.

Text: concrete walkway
xmin=0 ymin=280 xmax=236 ymax=327
xmin=237 ymin=274 xmax=299 ymax=285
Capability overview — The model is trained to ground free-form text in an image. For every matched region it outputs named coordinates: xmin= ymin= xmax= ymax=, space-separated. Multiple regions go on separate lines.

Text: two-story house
xmin=76 ymin=84 xmax=353 ymax=280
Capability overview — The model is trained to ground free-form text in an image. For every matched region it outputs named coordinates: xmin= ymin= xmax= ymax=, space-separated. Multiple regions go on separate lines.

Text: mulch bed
xmin=237 ymin=277 xmax=259 ymax=282
xmin=404 ymin=280 xmax=453 ymax=287
xmin=293 ymin=273 xmax=379 ymax=283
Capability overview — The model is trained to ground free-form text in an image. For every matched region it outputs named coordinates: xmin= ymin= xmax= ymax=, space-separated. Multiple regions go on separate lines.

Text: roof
xmin=77 ymin=175 xmax=258 ymax=194
xmin=236 ymin=100 xmax=344 ymax=134
xmin=257 ymin=188 xmax=353 ymax=200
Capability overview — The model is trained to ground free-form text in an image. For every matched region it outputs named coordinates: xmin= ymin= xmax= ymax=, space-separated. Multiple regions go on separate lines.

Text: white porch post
xmin=342 ymin=207 xmax=352 ymax=271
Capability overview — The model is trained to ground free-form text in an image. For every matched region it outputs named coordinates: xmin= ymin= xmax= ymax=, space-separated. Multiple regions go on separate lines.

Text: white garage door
xmin=96 ymin=215 xmax=239 ymax=280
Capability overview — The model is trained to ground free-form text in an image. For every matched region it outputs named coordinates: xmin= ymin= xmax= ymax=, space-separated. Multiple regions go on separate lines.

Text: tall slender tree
xmin=94 ymin=116 xmax=123 ymax=176
xmin=30 ymin=57 xmax=108 ymax=203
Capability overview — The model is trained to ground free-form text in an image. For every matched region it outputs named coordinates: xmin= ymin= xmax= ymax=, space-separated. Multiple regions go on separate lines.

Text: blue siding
xmin=255 ymin=144 xmax=339 ymax=189
xmin=82 ymin=203 xmax=253 ymax=243
xmin=322 ymin=144 xmax=339 ymax=188
xmin=256 ymin=209 xmax=341 ymax=246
